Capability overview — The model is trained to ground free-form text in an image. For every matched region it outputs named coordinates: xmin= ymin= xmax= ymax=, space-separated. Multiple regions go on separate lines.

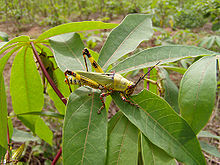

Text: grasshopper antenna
xmin=133 ymin=61 xmax=161 ymax=88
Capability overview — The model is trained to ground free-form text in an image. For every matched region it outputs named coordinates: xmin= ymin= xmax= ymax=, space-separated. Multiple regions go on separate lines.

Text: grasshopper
xmin=2 ymin=143 xmax=25 ymax=164
xmin=37 ymin=50 xmax=58 ymax=93
xmin=64 ymin=48 xmax=159 ymax=114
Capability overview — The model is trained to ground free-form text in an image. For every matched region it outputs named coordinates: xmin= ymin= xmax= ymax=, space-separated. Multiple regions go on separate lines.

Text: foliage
xmin=0 ymin=0 xmax=219 ymax=30
xmin=175 ymin=9 xmax=205 ymax=29
xmin=199 ymin=35 xmax=220 ymax=52
xmin=0 ymin=14 xmax=220 ymax=164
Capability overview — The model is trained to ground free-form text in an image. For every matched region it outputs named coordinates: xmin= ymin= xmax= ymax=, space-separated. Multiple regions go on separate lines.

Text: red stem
xmin=30 ymin=42 xmax=66 ymax=164
xmin=30 ymin=42 xmax=67 ymax=105
xmin=52 ymin=148 xmax=62 ymax=165
xmin=6 ymin=124 xmax=10 ymax=162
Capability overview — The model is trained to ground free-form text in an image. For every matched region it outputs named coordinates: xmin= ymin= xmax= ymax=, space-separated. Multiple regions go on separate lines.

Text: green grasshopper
xmin=64 ymin=48 xmax=160 ymax=114
xmin=3 ymin=143 xmax=25 ymax=164
xmin=37 ymin=50 xmax=58 ymax=93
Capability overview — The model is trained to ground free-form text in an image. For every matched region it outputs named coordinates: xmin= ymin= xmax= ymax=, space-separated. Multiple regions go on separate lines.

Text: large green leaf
xmin=37 ymin=21 xmax=117 ymax=42
xmin=10 ymin=47 xmax=44 ymax=132
xmin=159 ymin=68 xmax=179 ymax=113
xmin=107 ymin=113 xmax=139 ymax=165
xmin=179 ymin=56 xmax=217 ymax=134
xmin=141 ymin=134 xmax=176 ymax=165
xmin=0 ymin=73 xmax=7 ymax=150
xmin=63 ymin=87 xmax=107 ymax=165
xmin=112 ymin=90 xmax=205 ymax=165
xmin=98 ymin=14 xmax=153 ymax=71
xmin=111 ymin=45 xmax=216 ymax=74
xmin=49 ymin=33 xmax=85 ymax=71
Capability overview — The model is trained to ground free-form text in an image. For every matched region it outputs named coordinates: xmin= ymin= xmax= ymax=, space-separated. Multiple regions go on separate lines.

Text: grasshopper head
xmin=125 ymin=83 xmax=135 ymax=96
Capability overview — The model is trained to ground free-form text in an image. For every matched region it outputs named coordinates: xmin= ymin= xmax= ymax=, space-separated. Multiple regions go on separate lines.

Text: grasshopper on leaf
xmin=64 ymin=48 xmax=159 ymax=114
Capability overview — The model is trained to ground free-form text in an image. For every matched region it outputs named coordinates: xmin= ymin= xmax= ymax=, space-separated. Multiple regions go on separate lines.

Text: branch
xmin=31 ymin=42 xmax=65 ymax=165
xmin=30 ymin=42 xmax=67 ymax=105
xmin=52 ymin=148 xmax=62 ymax=165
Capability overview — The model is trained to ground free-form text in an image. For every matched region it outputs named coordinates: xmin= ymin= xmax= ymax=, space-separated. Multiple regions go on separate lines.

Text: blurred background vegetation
xmin=0 ymin=0 xmax=219 ymax=28
xmin=0 ymin=0 xmax=219 ymax=51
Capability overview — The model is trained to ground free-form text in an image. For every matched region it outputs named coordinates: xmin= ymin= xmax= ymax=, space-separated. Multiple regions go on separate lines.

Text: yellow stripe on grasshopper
xmin=65 ymin=70 xmax=102 ymax=90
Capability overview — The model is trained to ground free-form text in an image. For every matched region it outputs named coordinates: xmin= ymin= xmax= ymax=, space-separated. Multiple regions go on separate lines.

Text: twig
xmin=5 ymin=124 xmax=10 ymax=163
xmin=52 ymin=148 xmax=62 ymax=165
xmin=30 ymin=42 xmax=66 ymax=164
xmin=30 ymin=42 xmax=67 ymax=105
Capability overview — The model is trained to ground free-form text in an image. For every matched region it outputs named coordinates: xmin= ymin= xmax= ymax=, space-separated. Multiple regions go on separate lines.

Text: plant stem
xmin=52 ymin=148 xmax=62 ymax=165
xmin=6 ymin=124 xmax=10 ymax=163
xmin=31 ymin=42 xmax=66 ymax=164
xmin=30 ymin=42 xmax=67 ymax=105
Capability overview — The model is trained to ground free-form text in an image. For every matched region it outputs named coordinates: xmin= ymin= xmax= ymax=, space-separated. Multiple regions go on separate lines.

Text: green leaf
xmin=10 ymin=47 xmax=44 ymax=132
xmin=108 ymin=111 xmax=123 ymax=136
xmin=199 ymin=37 xmax=211 ymax=47
xmin=112 ymin=90 xmax=206 ymax=165
xmin=162 ymin=66 xmax=187 ymax=74
xmin=0 ymin=32 xmax=9 ymax=41
xmin=49 ymin=33 xmax=85 ymax=72
xmin=141 ymin=134 xmax=176 ymax=165
xmin=63 ymin=87 xmax=107 ymax=165
xmin=143 ymin=68 xmax=158 ymax=94
xmin=35 ymin=117 xmax=53 ymax=145
xmin=215 ymin=36 xmax=220 ymax=47
xmin=98 ymin=14 xmax=153 ymax=71
xmin=159 ymin=68 xmax=179 ymax=113
xmin=200 ymin=141 xmax=220 ymax=158
xmin=105 ymin=95 xmax=112 ymax=112
xmin=37 ymin=21 xmax=117 ymax=41
xmin=206 ymin=36 xmax=215 ymax=49
xmin=197 ymin=131 xmax=220 ymax=140
xmin=15 ymin=111 xmax=64 ymax=119
xmin=12 ymin=128 xmax=40 ymax=142
xmin=0 ymin=35 xmax=29 ymax=51
xmin=111 ymin=45 xmax=217 ymax=74
xmin=0 ymin=43 xmax=23 ymax=61
xmin=0 ymin=42 xmax=7 ymax=48
xmin=0 ymin=145 xmax=6 ymax=163
xmin=0 ymin=73 xmax=8 ymax=149
xmin=107 ymin=114 xmax=139 ymax=165
xmin=179 ymin=56 xmax=217 ymax=134
xmin=8 ymin=118 xmax=13 ymax=139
